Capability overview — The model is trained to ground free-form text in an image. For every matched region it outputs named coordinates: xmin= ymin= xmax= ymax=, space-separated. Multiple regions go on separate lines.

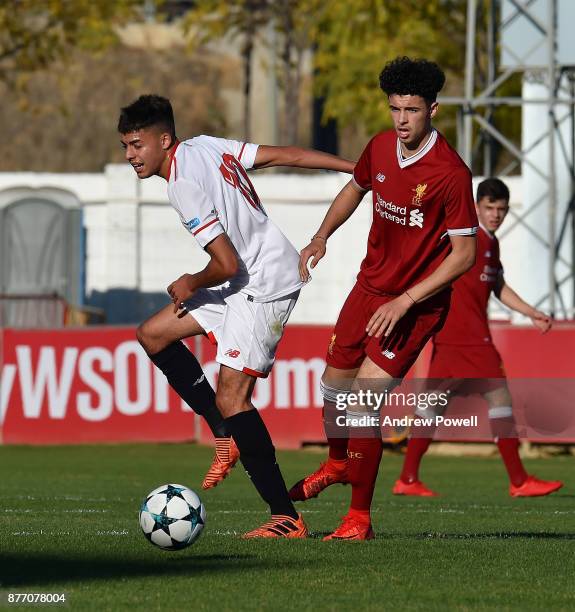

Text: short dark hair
xmin=379 ymin=56 xmax=445 ymax=104
xmin=117 ymin=94 xmax=175 ymax=138
xmin=476 ymin=178 xmax=510 ymax=204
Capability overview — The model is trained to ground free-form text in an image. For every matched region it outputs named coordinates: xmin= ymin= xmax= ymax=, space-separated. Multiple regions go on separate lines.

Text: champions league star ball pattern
xmin=139 ymin=484 xmax=206 ymax=550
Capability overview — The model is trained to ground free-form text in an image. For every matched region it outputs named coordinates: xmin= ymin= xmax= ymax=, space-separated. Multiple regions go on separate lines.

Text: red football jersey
xmin=353 ymin=129 xmax=478 ymax=295
xmin=434 ymin=226 xmax=503 ymax=345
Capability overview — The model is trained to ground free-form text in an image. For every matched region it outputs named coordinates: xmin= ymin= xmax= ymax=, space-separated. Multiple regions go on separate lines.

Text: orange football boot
xmin=323 ymin=513 xmax=374 ymax=541
xmin=510 ymin=475 xmax=563 ymax=497
xmin=392 ymin=479 xmax=439 ymax=497
xmin=242 ymin=513 xmax=308 ymax=539
xmin=289 ymin=460 xmax=349 ymax=501
xmin=202 ymin=437 xmax=240 ymax=490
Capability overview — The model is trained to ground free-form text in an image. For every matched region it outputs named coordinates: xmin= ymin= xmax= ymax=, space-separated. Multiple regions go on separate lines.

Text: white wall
xmin=0 ymin=167 xmax=541 ymax=324
xmin=0 ymin=166 xmax=366 ymax=324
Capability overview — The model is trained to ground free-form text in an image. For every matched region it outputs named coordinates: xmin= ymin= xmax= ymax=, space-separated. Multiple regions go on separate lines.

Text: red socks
xmin=328 ymin=437 xmax=349 ymax=461
xmin=348 ymin=438 xmax=383 ymax=515
xmin=497 ymin=438 xmax=528 ymax=487
xmin=323 ymin=401 xmax=349 ymax=460
xmin=400 ymin=437 xmax=432 ymax=484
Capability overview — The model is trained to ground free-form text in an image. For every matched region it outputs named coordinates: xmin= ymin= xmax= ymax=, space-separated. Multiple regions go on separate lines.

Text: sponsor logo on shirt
xmin=375 ymin=193 xmax=407 ymax=225
xmin=480 ymin=265 xmax=500 ymax=283
xmin=376 ymin=172 xmax=386 ymax=183
xmin=225 ymin=349 xmax=241 ymax=358
xmin=411 ymin=183 xmax=427 ymax=206
xmin=183 ymin=217 xmax=201 ymax=232
xmin=374 ymin=193 xmax=425 ymax=229
xmin=382 ymin=349 xmax=396 ymax=359
xmin=409 ymin=209 xmax=424 ymax=228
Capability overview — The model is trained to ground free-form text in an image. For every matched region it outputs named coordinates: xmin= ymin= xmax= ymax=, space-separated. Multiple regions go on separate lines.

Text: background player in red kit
xmin=289 ymin=57 xmax=478 ymax=540
xmin=394 ymin=178 xmax=563 ymax=498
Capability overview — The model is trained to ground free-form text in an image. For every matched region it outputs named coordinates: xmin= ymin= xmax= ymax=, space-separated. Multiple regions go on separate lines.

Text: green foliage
xmin=308 ymin=0 xmax=467 ymax=133
xmin=0 ymin=0 xmax=140 ymax=81
xmin=181 ymin=0 xmax=270 ymax=50
xmin=183 ymin=1 xmax=468 ymax=139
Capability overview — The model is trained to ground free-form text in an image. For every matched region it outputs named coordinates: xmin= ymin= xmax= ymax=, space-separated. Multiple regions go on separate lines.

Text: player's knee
xmin=215 ymin=388 xmax=236 ymax=418
xmin=136 ymin=320 xmax=162 ymax=354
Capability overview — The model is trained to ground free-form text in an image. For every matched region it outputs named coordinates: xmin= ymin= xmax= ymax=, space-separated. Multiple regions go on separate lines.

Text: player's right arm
xmin=253 ymin=145 xmax=355 ymax=174
xmin=299 ymin=181 xmax=364 ymax=281
xmin=167 ymin=234 xmax=239 ymax=312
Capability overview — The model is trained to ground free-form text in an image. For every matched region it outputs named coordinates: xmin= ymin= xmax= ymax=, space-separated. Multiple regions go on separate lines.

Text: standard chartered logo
xmin=375 ymin=193 xmax=424 ymax=228
xmin=409 ymin=209 xmax=424 ymax=228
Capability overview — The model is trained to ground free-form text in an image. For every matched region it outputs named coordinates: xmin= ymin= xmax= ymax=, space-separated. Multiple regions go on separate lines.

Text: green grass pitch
xmin=0 ymin=444 xmax=573 ymax=611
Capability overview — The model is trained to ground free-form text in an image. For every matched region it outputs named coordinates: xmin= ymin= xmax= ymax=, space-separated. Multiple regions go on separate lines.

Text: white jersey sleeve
xmin=195 ymin=135 xmax=259 ymax=170
xmin=169 ymin=178 xmax=225 ymax=249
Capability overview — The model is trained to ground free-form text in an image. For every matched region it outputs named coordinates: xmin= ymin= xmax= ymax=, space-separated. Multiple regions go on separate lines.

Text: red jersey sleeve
xmin=444 ymin=167 xmax=478 ymax=236
xmin=352 ymin=138 xmax=373 ymax=192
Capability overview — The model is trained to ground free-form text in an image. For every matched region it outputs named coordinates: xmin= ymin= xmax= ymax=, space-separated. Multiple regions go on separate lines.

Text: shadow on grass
xmin=313 ymin=531 xmax=575 ymax=540
xmin=0 ymin=553 xmax=307 ymax=587
xmin=397 ymin=532 xmax=575 ymax=540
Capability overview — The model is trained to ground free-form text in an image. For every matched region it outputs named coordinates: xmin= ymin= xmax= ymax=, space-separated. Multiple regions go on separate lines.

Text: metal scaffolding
xmin=440 ymin=0 xmax=575 ymax=318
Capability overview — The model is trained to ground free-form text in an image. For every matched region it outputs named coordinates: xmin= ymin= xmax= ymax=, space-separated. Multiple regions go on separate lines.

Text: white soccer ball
xmin=139 ymin=484 xmax=206 ymax=550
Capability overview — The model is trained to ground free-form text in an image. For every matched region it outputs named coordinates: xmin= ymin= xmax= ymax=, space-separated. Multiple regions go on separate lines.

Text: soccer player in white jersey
xmin=118 ymin=95 xmax=354 ymax=538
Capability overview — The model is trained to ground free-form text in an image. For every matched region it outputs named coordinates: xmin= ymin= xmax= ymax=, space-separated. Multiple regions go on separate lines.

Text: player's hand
xmin=299 ymin=237 xmax=326 ymax=282
xmin=366 ymin=294 xmax=413 ymax=338
xmin=530 ymin=310 xmax=552 ymax=333
xmin=167 ymin=274 xmax=195 ymax=314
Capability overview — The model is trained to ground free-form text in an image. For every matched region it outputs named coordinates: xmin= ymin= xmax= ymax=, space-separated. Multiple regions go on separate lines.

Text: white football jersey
xmin=167 ymin=136 xmax=304 ymax=302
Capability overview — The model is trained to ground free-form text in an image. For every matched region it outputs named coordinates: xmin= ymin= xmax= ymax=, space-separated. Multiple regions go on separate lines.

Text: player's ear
xmin=160 ymin=132 xmax=173 ymax=151
xmin=429 ymin=101 xmax=439 ymax=119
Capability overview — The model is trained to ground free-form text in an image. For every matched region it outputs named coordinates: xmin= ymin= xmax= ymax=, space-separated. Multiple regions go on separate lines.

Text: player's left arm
xmin=367 ymin=234 xmax=476 ymax=338
xmin=494 ymin=276 xmax=552 ymax=333
xmin=253 ymin=145 xmax=355 ymax=174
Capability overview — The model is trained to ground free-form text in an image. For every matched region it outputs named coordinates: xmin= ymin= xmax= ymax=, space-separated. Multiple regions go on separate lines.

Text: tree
xmin=270 ymin=0 xmax=314 ymax=145
xmin=0 ymin=44 xmax=228 ymax=172
xmin=307 ymin=0 xmax=466 ymax=139
xmin=0 ymin=0 xmax=139 ymax=84
xmin=182 ymin=0 xmax=270 ymax=142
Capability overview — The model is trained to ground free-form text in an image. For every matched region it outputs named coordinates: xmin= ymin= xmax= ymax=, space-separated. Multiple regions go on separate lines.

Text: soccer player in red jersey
xmin=393 ymin=178 xmax=563 ymax=498
xmin=289 ymin=57 xmax=479 ymax=540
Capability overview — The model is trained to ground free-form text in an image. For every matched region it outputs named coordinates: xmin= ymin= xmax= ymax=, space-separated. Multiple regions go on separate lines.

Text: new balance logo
xmin=225 ymin=349 xmax=241 ymax=358
xmin=376 ymin=172 xmax=386 ymax=183
xmin=409 ymin=209 xmax=424 ymax=228
xmin=382 ymin=349 xmax=396 ymax=359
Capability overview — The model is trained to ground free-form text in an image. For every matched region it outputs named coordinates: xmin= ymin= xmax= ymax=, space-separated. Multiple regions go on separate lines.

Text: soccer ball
xmin=139 ymin=484 xmax=206 ymax=550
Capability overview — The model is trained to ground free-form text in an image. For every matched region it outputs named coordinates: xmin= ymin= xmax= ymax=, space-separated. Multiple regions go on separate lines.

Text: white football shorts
xmin=185 ymin=288 xmax=299 ymax=377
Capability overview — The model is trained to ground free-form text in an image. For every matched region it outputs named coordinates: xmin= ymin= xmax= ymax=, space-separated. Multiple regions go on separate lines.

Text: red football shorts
xmin=326 ymin=283 xmax=450 ymax=377
xmin=428 ymin=343 xmax=506 ymax=378
xmin=427 ymin=343 xmax=507 ymax=395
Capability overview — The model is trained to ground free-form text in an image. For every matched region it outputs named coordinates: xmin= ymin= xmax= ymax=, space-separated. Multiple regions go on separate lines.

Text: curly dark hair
xmin=117 ymin=94 xmax=176 ymax=138
xmin=379 ymin=57 xmax=445 ymax=104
